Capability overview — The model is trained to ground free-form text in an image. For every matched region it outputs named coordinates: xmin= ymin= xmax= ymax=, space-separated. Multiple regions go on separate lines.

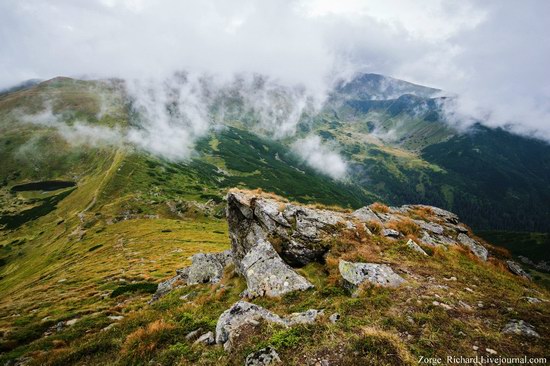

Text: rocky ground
xmin=2 ymin=189 xmax=549 ymax=365
xmin=146 ymin=189 xmax=549 ymax=365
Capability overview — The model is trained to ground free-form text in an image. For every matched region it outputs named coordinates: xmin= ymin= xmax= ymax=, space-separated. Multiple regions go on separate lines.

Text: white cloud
xmin=1 ymin=0 xmax=549 ymax=142
xmin=292 ymin=135 xmax=347 ymax=179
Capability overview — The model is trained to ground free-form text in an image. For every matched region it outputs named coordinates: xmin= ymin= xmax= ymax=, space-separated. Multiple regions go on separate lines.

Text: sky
xmin=1 ymin=0 xmax=549 ymax=175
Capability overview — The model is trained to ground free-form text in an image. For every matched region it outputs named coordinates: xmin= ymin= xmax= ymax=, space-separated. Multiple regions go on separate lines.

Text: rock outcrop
xmin=457 ymin=233 xmax=488 ymax=261
xmin=151 ymin=250 xmax=232 ymax=301
xmin=506 ymin=260 xmax=532 ymax=280
xmin=215 ymin=301 xmax=322 ymax=350
xmin=502 ymin=320 xmax=539 ymax=337
xmin=406 ymin=239 xmax=427 ymax=256
xmin=155 ymin=190 xmax=492 ymax=301
xmin=339 ymin=260 xmax=405 ymax=288
xmin=245 ymin=347 xmax=281 ymax=366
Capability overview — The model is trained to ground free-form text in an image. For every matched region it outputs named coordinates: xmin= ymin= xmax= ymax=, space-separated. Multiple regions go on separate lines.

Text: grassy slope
xmin=1 ymin=196 xmax=548 ymax=365
xmin=0 ymin=78 xmax=549 ymax=364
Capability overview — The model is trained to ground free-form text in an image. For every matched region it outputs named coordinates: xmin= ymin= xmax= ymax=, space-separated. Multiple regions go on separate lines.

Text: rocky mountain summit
xmin=149 ymin=189 xmax=546 ymax=363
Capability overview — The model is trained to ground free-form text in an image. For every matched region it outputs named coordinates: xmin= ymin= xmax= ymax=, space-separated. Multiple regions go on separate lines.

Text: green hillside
xmin=0 ymin=75 xmax=549 ymax=364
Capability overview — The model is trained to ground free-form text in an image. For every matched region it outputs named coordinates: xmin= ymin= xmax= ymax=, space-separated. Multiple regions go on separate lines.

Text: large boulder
xmin=506 ymin=260 xmax=531 ymax=280
xmin=215 ymin=301 xmax=321 ymax=350
xmin=339 ymin=260 xmax=405 ymax=288
xmin=502 ymin=320 xmax=539 ymax=337
xmin=187 ymin=250 xmax=233 ymax=285
xmin=245 ymin=347 xmax=281 ymax=366
xmin=240 ymin=239 xmax=313 ymax=298
xmin=227 ymin=191 xmax=355 ymax=297
xmin=457 ymin=233 xmax=488 ymax=261
xmin=151 ymin=250 xmax=232 ymax=301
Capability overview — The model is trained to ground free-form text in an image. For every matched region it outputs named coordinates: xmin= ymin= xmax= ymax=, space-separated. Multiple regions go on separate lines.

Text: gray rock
xmin=150 ymin=250 xmax=232 ymax=301
xmin=339 ymin=260 xmax=405 ymax=288
xmin=523 ymin=297 xmax=542 ymax=304
xmin=382 ymin=228 xmax=400 ymax=238
xmin=194 ymin=331 xmax=215 ymax=345
xmin=506 ymin=260 xmax=531 ymax=280
xmin=187 ymin=250 xmax=232 ymax=285
xmin=406 ymin=239 xmax=427 ymax=256
xmin=227 ymin=191 xmax=350 ymax=296
xmin=420 ymin=231 xmax=438 ymax=246
xmin=352 ymin=207 xmax=382 ymax=224
xmin=245 ymin=346 xmax=281 ymax=366
xmin=457 ymin=233 xmax=488 ymax=261
xmin=185 ymin=328 xmax=203 ymax=341
xmin=414 ymin=220 xmax=445 ymax=235
xmin=215 ymin=301 xmax=321 ymax=350
xmin=502 ymin=320 xmax=539 ymax=337
xmin=150 ymin=273 xmax=184 ymax=302
xmin=216 ymin=301 xmax=286 ymax=347
xmin=285 ymin=309 xmax=323 ymax=325
xmin=329 ymin=313 xmax=341 ymax=323
xmin=241 ymin=239 xmax=313 ymax=298
xmin=435 ymin=235 xmax=457 ymax=246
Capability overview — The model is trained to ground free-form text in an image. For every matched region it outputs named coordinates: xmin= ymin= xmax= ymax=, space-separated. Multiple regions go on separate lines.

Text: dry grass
xmin=369 ymin=202 xmax=390 ymax=214
xmin=386 ymin=218 xmax=421 ymax=236
xmin=122 ymin=320 xmax=175 ymax=359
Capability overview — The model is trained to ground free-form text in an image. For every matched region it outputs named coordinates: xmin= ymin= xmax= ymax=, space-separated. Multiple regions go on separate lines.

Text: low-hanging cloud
xmin=291 ymin=135 xmax=348 ymax=179
xmin=1 ymin=0 xmax=549 ymax=154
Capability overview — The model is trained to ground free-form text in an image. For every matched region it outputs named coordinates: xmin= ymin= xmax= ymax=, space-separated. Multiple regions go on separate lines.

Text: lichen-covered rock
xmin=406 ymin=239 xmax=427 ymax=256
xmin=226 ymin=191 xmax=353 ymax=297
xmin=215 ymin=301 xmax=321 ymax=350
xmin=457 ymin=233 xmax=488 ymax=261
xmin=215 ymin=301 xmax=286 ymax=347
xmin=339 ymin=260 xmax=405 ymax=288
xmin=187 ymin=250 xmax=232 ymax=285
xmin=150 ymin=250 xmax=232 ymax=301
xmin=285 ymin=309 xmax=323 ymax=325
xmin=502 ymin=320 xmax=539 ymax=337
xmin=352 ymin=206 xmax=382 ymax=224
xmin=414 ymin=220 xmax=444 ymax=235
xmin=240 ymin=239 xmax=313 ymax=298
xmin=245 ymin=346 xmax=281 ymax=366
xmin=506 ymin=260 xmax=531 ymax=280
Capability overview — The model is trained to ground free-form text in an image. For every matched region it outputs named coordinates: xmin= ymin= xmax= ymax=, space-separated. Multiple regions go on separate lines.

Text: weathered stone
xmin=215 ymin=301 xmax=321 ymax=350
xmin=216 ymin=301 xmax=286 ymax=347
xmin=420 ymin=231 xmax=437 ymax=247
xmin=187 ymin=250 xmax=232 ymax=285
xmin=185 ymin=328 xmax=203 ymax=341
xmin=406 ymin=239 xmax=427 ymax=256
xmin=502 ymin=320 xmax=539 ymax=337
xmin=339 ymin=260 xmax=405 ymax=288
xmin=415 ymin=220 xmax=445 ymax=235
xmin=241 ymin=239 xmax=313 ymax=298
xmin=523 ymin=297 xmax=543 ymax=304
xmin=382 ymin=228 xmax=400 ymax=238
xmin=457 ymin=233 xmax=488 ymax=261
xmin=194 ymin=331 xmax=215 ymax=345
xmin=151 ymin=250 xmax=232 ymax=301
xmin=285 ymin=309 xmax=323 ymax=325
xmin=506 ymin=260 xmax=531 ymax=280
xmin=352 ymin=207 xmax=382 ymax=224
xmin=245 ymin=346 xmax=281 ymax=366
xmin=150 ymin=271 xmax=187 ymax=302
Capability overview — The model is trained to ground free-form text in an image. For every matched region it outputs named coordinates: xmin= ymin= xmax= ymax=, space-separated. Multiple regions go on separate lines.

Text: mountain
xmin=0 ymin=74 xmax=549 ymax=364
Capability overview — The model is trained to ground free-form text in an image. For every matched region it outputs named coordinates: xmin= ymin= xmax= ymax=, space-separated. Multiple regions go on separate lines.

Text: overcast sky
xmin=1 ymin=0 xmax=549 ymax=139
